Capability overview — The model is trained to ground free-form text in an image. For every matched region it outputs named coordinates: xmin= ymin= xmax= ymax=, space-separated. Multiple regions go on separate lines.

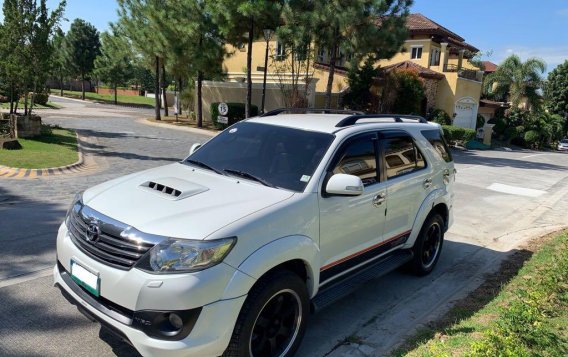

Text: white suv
xmin=54 ymin=110 xmax=455 ymax=357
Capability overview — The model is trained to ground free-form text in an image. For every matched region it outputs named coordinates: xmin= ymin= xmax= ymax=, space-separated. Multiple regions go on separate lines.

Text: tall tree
xmin=209 ymin=0 xmax=281 ymax=118
xmin=65 ymin=18 xmax=100 ymax=100
xmin=94 ymin=27 xmax=134 ymax=105
xmin=545 ymin=60 xmax=568 ymax=120
xmin=484 ymin=54 xmax=546 ymax=111
xmin=166 ymin=0 xmax=225 ymax=127
xmin=313 ymin=0 xmax=411 ymax=108
xmin=117 ymin=0 xmax=169 ymax=120
xmin=0 ymin=0 xmax=65 ymax=114
xmin=51 ymin=28 xmax=68 ymax=96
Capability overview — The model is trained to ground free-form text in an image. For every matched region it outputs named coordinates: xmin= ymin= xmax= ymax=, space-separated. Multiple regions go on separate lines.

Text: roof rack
xmin=261 ymin=108 xmax=364 ymax=117
xmin=335 ymin=114 xmax=428 ymax=128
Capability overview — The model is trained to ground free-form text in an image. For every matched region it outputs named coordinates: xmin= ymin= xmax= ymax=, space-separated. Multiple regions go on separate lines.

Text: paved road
xmin=0 ymin=98 xmax=567 ymax=356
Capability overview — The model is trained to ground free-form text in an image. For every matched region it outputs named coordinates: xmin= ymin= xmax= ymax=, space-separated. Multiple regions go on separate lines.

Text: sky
xmin=4 ymin=0 xmax=568 ymax=73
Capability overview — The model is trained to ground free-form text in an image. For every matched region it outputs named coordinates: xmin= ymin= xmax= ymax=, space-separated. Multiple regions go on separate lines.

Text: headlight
xmin=65 ymin=192 xmax=83 ymax=225
xmin=135 ymin=237 xmax=237 ymax=273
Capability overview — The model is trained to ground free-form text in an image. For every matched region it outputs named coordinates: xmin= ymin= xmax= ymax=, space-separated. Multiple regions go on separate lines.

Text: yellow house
xmin=204 ymin=13 xmax=483 ymax=129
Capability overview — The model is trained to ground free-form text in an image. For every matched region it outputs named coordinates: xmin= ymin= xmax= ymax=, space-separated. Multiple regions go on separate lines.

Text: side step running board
xmin=311 ymin=250 xmax=413 ymax=313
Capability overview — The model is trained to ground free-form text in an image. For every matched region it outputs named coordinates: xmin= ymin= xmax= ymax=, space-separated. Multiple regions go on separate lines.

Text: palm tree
xmin=484 ymin=55 xmax=546 ymax=111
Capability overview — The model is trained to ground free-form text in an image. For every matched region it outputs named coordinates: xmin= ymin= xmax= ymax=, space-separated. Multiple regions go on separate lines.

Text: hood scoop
xmin=139 ymin=177 xmax=209 ymax=200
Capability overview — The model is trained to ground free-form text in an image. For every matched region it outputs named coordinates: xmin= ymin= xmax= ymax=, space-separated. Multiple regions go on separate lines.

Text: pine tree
xmin=94 ymin=27 xmax=134 ymax=105
xmin=208 ymin=0 xmax=282 ymax=118
xmin=65 ymin=18 xmax=100 ymax=100
xmin=313 ymin=0 xmax=412 ymax=108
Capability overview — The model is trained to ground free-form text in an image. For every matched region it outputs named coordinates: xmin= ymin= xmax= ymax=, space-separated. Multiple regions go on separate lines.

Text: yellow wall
xmin=436 ymin=72 xmax=482 ymax=116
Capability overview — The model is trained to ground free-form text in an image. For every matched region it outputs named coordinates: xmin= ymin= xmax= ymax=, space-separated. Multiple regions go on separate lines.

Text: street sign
xmin=217 ymin=116 xmax=228 ymax=124
xmin=218 ymin=102 xmax=229 ymax=116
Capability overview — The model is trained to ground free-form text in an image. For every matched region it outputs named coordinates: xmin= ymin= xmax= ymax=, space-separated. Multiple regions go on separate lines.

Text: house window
xmin=430 ymin=48 xmax=440 ymax=66
xmin=276 ymin=41 xmax=285 ymax=61
xmin=411 ymin=46 xmax=423 ymax=60
xmin=317 ymin=48 xmax=325 ymax=62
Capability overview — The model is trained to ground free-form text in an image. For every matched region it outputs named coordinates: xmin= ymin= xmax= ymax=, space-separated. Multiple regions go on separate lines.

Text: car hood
xmin=83 ymin=163 xmax=295 ymax=239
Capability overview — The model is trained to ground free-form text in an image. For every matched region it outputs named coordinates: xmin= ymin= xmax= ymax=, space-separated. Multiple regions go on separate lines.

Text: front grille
xmin=67 ymin=203 xmax=158 ymax=270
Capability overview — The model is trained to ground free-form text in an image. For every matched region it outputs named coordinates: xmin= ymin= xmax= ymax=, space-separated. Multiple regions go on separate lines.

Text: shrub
xmin=32 ymin=92 xmax=49 ymax=105
xmin=210 ymin=102 xmax=258 ymax=129
xmin=488 ymin=117 xmax=507 ymax=136
xmin=427 ymin=109 xmax=452 ymax=125
xmin=476 ymin=114 xmax=485 ymax=129
xmin=442 ymin=125 xmax=476 ymax=143
xmin=524 ymin=130 xmax=540 ymax=148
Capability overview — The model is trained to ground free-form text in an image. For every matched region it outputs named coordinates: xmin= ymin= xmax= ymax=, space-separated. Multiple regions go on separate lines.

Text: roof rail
xmin=261 ymin=108 xmax=364 ymax=117
xmin=335 ymin=114 xmax=428 ymax=128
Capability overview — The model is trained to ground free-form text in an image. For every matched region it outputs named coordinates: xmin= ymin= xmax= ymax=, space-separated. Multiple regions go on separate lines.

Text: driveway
xmin=0 ymin=99 xmax=567 ymax=356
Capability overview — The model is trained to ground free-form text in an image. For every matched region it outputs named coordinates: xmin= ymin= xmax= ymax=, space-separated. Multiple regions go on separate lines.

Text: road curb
xmin=0 ymin=133 xmax=89 ymax=179
xmin=139 ymin=118 xmax=218 ymax=137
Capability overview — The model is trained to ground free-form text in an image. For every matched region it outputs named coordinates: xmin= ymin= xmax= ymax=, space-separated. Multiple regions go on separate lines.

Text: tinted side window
xmin=384 ymin=137 xmax=426 ymax=179
xmin=332 ymin=136 xmax=378 ymax=186
xmin=421 ymin=129 xmax=453 ymax=162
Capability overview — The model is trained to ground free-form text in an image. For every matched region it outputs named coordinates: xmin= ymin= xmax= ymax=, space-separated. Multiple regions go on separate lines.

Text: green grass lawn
xmin=50 ymin=89 xmax=155 ymax=106
xmin=1 ymin=101 xmax=62 ymax=110
xmin=398 ymin=230 xmax=568 ymax=357
xmin=0 ymin=127 xmax=79 ymax=169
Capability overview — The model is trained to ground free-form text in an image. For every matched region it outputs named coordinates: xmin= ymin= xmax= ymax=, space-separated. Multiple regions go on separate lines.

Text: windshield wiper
xmin=223 ymin=169 xmax=276 ymax=188
xmin=185 ymin=159 xmax=225 ymax=175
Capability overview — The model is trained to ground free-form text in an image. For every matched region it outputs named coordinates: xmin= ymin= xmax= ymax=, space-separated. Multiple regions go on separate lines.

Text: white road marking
xmin=521 ymin=153 xmax=548 ymax=159
xmin=487 ymin=183 xmax=546 ymax=197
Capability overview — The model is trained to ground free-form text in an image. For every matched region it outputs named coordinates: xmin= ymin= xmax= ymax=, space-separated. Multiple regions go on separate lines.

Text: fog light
xmin=169 ymin=313 xmax=183 ymax=330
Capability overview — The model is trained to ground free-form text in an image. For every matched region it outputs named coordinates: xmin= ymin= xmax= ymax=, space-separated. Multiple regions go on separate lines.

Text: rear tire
xmin=223 ymin=270 xmax=309 ymax=357
xmin=408 ymin=213 xmax=444 ymax=276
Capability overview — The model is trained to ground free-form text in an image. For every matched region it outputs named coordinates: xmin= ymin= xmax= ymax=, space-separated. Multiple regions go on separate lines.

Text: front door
xmin=318 ymin=133 xmax=387 ymax=285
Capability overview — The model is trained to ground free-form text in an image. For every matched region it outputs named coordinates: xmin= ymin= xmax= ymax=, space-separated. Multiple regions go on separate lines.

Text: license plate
xmin=70 ymin=260 xmax=100 ymax=297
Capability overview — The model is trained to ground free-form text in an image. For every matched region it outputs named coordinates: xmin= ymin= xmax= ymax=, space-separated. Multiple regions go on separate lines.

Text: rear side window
xmin=384 ymin=136 xmax=426 ymax=179
xmin=421 ymin=129 xmax=453 ymax=162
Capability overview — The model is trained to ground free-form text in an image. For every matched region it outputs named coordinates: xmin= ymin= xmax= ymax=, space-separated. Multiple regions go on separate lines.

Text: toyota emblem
xmin=85 ymin=222 xmax=101 ymax=242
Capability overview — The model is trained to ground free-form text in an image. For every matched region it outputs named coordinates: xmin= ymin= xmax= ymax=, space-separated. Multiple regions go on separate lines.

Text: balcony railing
xmin=443 ymin=64 xmax=482 ymax=82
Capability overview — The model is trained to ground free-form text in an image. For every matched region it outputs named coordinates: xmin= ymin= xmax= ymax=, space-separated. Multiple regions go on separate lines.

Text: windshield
xmin=561 ymin=139 xmax=568 ymax=144
xmin=185 ymin=122 xmax=335 ymax=192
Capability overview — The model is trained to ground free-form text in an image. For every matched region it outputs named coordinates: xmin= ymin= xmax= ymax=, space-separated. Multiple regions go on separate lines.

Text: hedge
xmin=210 ymin=102 xmax=258 ymax=129
xmin=442 ymin=125 xmax=476 ymax=143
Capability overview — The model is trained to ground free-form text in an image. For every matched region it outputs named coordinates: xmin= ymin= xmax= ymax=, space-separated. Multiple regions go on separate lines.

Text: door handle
xmin=443 ymin=169 xmax=450 ymax=184
xmin=372 ymin=192 xmax=386 ymax=207
xmin=423 ymin=178 xmax=432 ymax=189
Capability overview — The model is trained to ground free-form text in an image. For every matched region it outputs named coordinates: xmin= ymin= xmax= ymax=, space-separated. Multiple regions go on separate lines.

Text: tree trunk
xmin=161 ymin=62 xmax=169 ymax=117
xmin=114 ymin=83 xmax=118 ymax=105
xmin=178 ymin=77 xmax=183 ymax=116
xmin=29 ymin=82 xmax=36 ymax=116
xmin=24 ymin=85 xmax=29 ymax=115
xmin=81 ymin=72 xmax=86 ymax=100
xmin=60 ymin=75 xmax=64 ymax=96
xmin=245 ymin=17 xmax=254 ymax=118
xmin=197 ymin=71 xmax=203 ymax=128
xmin=9 ymin=83 xmax=14 ymax=114
xmin=324 ymin=41 xmax=338 ymax=109
xmin=154 ymin=56 xmax=161 ymax=121
xmin=304 ymin=43 xmax=311 ymax=101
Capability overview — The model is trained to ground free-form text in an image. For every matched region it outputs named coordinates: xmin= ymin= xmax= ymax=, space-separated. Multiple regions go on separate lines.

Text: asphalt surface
xmin=0 ymin=97 xmax=567 ymax=356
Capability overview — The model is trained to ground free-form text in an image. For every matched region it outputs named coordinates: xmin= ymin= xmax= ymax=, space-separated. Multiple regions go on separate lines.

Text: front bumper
xmin=54 ymin=263 xmax=246 ymax=357
xmin=54 ymin=222 xmax=250 ymax=356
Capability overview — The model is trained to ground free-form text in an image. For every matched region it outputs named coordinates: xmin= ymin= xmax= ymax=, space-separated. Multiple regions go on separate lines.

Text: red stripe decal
xmin=320 ymin=230 xmax=411 ymax=271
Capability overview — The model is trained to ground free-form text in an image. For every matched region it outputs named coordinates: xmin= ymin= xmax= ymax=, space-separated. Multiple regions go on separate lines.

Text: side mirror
xmin=325 ymin=174 xmax=364 ymax=196
xmin=189 ymin=143 xmax=202 ymax=156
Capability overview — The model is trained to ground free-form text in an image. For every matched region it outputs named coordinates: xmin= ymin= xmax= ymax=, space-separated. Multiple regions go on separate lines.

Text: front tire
xmin=223 ymin=270 xmax=309 ymax=357
xmin=408 ymin=213 xmax=444 ymax=276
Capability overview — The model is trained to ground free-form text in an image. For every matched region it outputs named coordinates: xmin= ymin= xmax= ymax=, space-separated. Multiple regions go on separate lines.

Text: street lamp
xmin=261 ymin=28 xmax=274 ymax=114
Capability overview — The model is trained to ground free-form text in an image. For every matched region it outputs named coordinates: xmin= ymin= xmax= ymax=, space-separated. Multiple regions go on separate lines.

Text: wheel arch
xmin=405 ymin=189 xmax=450 ymax=248
xmin=223 ymin=235 xmax=320 ymax=299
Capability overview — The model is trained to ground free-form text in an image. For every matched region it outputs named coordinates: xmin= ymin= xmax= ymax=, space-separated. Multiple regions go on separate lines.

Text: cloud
xmin=490 ymin=46 xmax=568 ymax=73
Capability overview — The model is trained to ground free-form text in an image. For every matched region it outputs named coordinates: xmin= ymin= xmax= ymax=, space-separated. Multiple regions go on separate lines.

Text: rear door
xmin=380 ymin=130 xmax=432 ymax=243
